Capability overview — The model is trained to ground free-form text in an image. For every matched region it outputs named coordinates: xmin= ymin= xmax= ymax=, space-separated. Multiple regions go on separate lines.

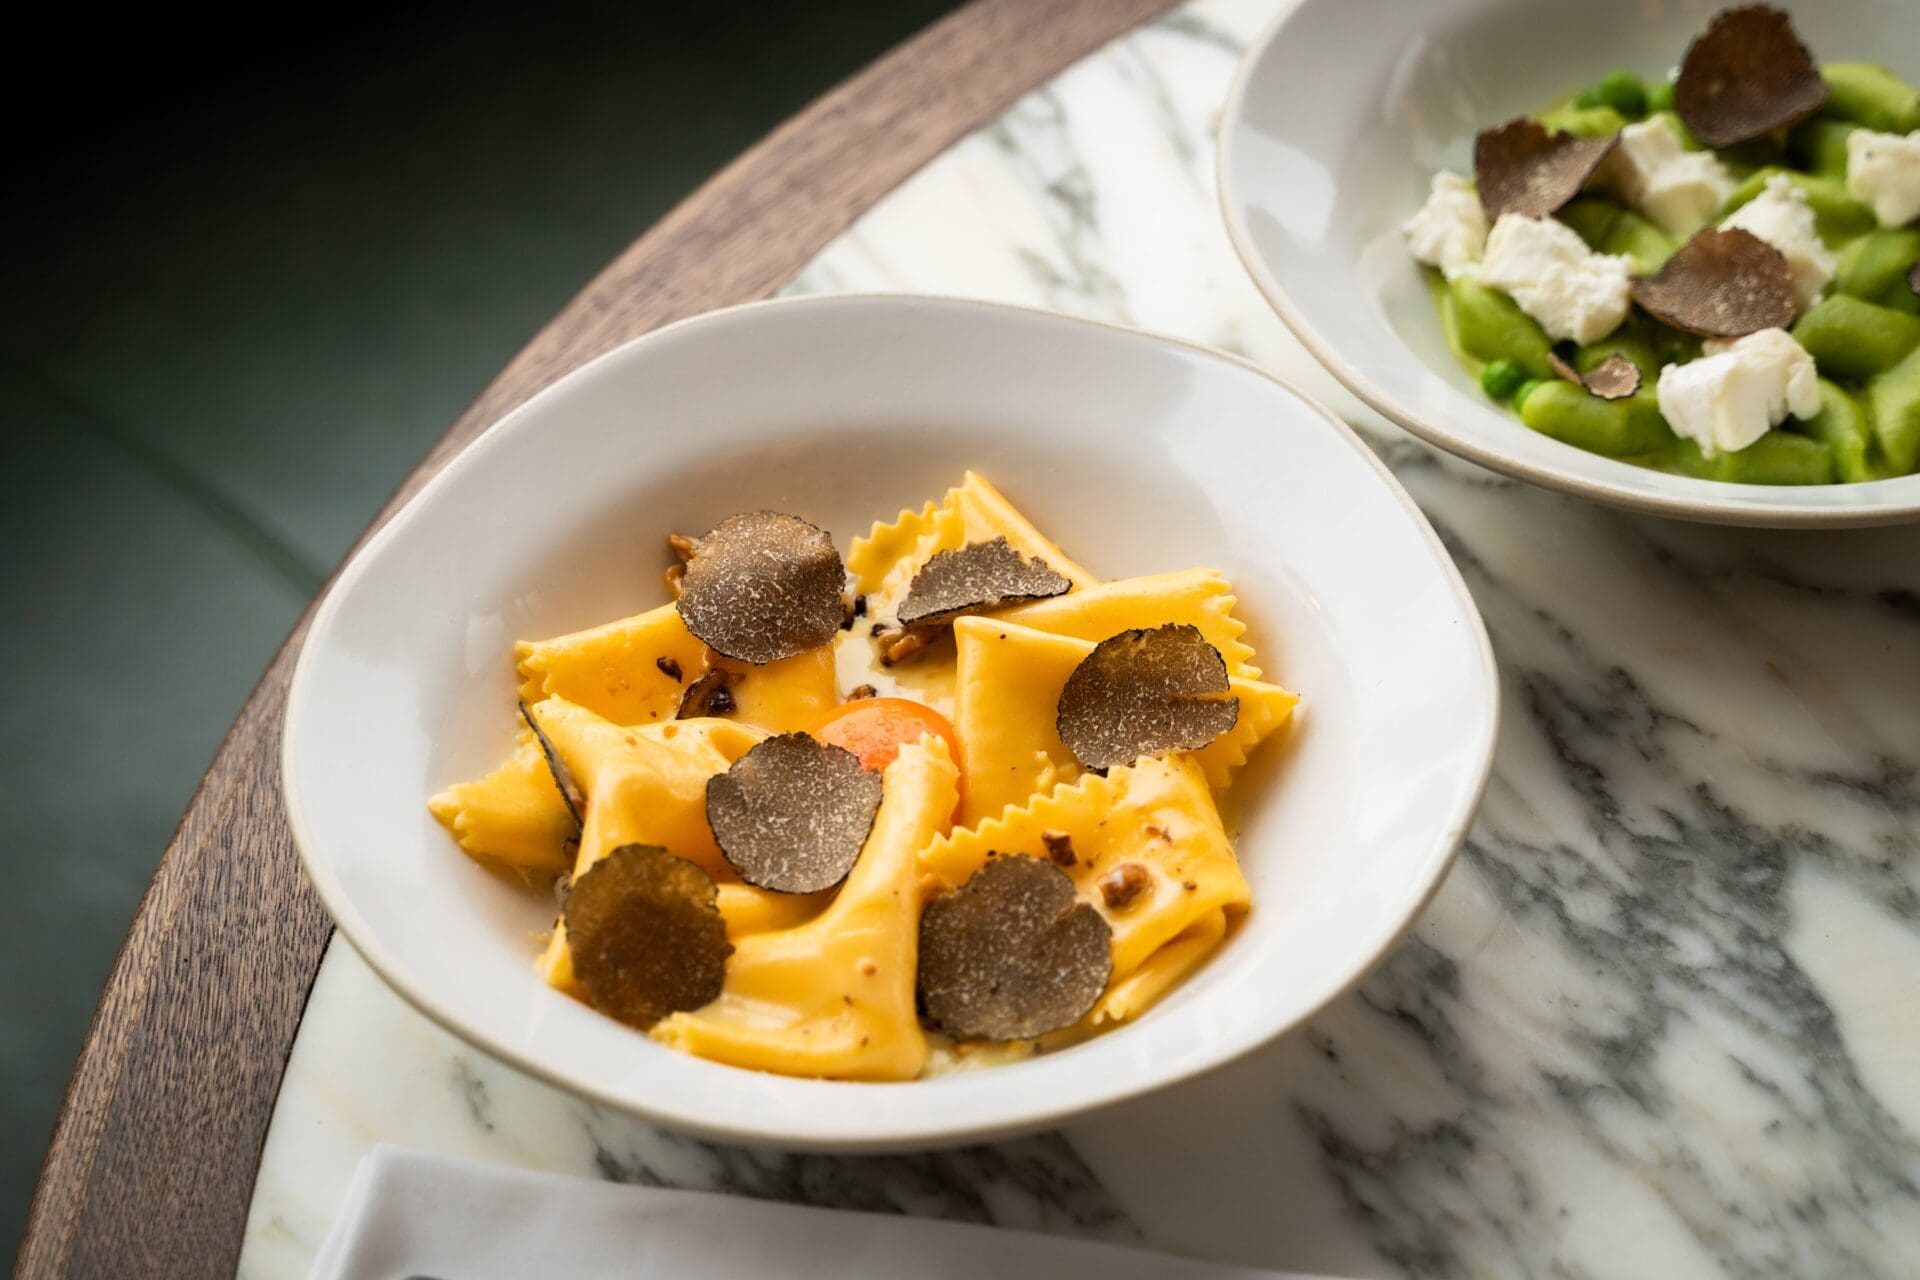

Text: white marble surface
xmin=238 ymin=1 xmax=1920 ymax=1276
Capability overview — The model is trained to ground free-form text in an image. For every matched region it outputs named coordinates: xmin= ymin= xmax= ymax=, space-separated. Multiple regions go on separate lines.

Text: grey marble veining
xmin=239 ymin=1 xmax=1920 ymax=1276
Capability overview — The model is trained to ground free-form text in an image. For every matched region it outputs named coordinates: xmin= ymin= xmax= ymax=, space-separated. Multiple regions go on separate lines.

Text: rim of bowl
xmin=282 ymin=292 xmax=1500 ymax=1150
xmin=1216 ymin=0 xmax=1920 ymax=530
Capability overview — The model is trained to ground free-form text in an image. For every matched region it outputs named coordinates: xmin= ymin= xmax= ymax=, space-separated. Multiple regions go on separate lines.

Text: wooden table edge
xmin=15 ymin=1 xmax=1182 ymax=1275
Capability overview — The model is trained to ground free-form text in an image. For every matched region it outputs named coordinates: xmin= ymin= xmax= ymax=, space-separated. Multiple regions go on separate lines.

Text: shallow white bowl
xmin=1220 ymin=0 xmax=1920 ymax=527
xmin=284 ymin=295 xmax=1497 ymax=1150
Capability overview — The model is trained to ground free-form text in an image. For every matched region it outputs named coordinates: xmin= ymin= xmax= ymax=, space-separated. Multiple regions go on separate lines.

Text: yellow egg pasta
xmin=922 ymin=753 xmax=1249 ymax=1012
xmin=431 ymin=473 xmax=1296 ymax=1080
xmin=652 ymin=736 xmax=959 ymax=1081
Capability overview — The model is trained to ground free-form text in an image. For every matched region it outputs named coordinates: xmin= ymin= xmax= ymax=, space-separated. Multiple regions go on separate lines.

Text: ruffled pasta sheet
xmin=950 ymin=617 xmax=1297 ymax=828
xmin=427 ymin=733 xmax=581 ymax=874
xmin=522 ymin=697 xmax=831 ymax=994
xmin=921 ymin=753 xmax=1248 ymax=1028
xmin=653 ymin=735 xmax=960 ymax=1081
xmin=431 ymin=602 xmax=836 ymax=871
xmin=846 ymin=472 xmax=1097 ymax=616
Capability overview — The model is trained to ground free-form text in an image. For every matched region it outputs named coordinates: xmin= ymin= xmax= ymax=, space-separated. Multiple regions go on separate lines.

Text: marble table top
xmin=237 ymin=1 xmax=1920 ymax=1275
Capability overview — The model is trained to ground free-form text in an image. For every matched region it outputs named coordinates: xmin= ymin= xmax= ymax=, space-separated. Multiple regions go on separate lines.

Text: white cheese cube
xmin=1655 ymin=328 xmax=1821 ymax=457
xmin=1402 ymin=171 xmax=1489 ymax=280
xmin=1474 ymin=213 xmax=1633 ymax=345
xmin=1602 ymin=116 xmax=1733 ymax=237
xmin=1720 ymin=174 xmax=1835 ymax=313
xmin=1845 ymin=129 xmax=1920 ymax=228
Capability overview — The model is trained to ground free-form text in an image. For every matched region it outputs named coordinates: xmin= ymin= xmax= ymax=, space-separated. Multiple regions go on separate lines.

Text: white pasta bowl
xmin=283 ymin=295 xmax=1497 ymax=1150
xmin=1219 ymin=0 xmax=1920 ymax=527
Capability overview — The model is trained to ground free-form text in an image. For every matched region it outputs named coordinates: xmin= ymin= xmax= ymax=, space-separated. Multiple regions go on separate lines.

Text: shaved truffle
xmin=1630 ymin=227 xmax=1796 ymax=337
xmin=897 ymin=538 xmax=1071 ymax=628
xmin=1674 ymin=6 xmax=1826 ymax=148
xmin=1474 ymin=118 xmax=1618 ymax=219
xmin=1056 ymin=624 xmax=1239 ymax=770
xmin=565 ymin=844 xmax=731 ymax=1027
xmin=675 ymin=511 xmax=847 ymax=664
xmin=705 ymin=732 xmax=884 ymax=893
xmin=1908 ymin=261 xmax=1919 ymax=298
xmin=1580 ymin=354 xmax=1642 ymax=400
xmin=519 ymin=699 xmax=584 ymax=826
xmin=676 ymin=668 xmax=737 ymax=719
xmin=1549 ymin=350 xmax=1642 ymax=399
xmin=917 ymin=857 xmax=1113 ymax=1041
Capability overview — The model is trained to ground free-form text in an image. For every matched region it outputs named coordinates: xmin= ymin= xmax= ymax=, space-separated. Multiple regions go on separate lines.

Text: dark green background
xmin=0 ymin=1 xmax=959 ymax=1258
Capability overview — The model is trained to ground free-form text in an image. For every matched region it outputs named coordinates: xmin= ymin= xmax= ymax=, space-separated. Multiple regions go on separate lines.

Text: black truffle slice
xmin=705 ymin=732 xmax=884 ymax=893
xmin=1630 ymin=227 xmax=1796 ymax=337
xmin=1580 ymin=354 xmax=1642 ymax=400
xmin=519 ymin=699 xmax=584 ymax=827
xmin=675 ymin=511 xmax=847 ymax=665
xmin=1907 ymin=261 xmax=1919 ymax=298
xmin=917 ymin=856 xmax=1113 ymax=1041
xmin=1056 ymin=624 xmax=1240 ymax=770
xmin=1473 ymin=118 xmax=1618 ymax=220
xmin=1674 ymin=5 xmax=1827 ymax=148
xmin=1550 ymin=350 xmax=1642 ymax=400
xmin=565 ymin=843 xmax=731 ymax=1028
xmin=897 ymin=537 xmax=1072 ymax=627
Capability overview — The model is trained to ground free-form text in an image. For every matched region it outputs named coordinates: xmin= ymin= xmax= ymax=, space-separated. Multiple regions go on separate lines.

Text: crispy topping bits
xmin=565 ymin=844 xmax=731 ymax=1028
xmin=1098 ymin=862 xmax=1152 ymax=912
xmin=1473 ymin=118 xmax=1618 ymax=219
xmin=897 ymin=538 xmax=1071 ymax=628
xmin=705 ymin=732 xmax=883 ymax=893
xmin=1041 ymin=831 xmax=1077 ymax=868
xmin=917 ymin=857 xmax=1113 ymax=1041
xmin=518 ymin=699 xmax=584 ymax=826
xmin=676 ymin=668 xmax=737 ymax=719
xmin=656 ymin=656 xmax=684 ymax=682
xmin=1549 ymin=350 xmax=1642 ymax=399
xmin=1056 ymin=624 xmax=1240 ymax=769
xmin=1630 ymin=227 xmax=1796 ymax=336
xmin=1674 ymin=5 xmax=1826 ymax=148
xmin=847 ymin=683 xmax=878 ymax=701
xmin=1580 ymin=354 xmax=1643 ymax=400
xmin=873 ymin=622 xmax=935 ymax=666
xmin=675 ymin=511 xmax=847 ymax=665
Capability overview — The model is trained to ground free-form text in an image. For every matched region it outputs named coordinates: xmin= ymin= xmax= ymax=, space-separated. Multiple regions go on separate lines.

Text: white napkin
xmin=312 ymin=1145 xmax=1338 ymax=1280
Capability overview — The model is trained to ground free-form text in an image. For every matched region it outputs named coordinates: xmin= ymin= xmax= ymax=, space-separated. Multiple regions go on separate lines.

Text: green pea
xmin=1820 ymin=63 xmax=1920 ymax=135
xmin=1652 ymin=433 xmax=1837 ymax=485
xmin=1792 ymin=379 xmax=1876 ymax=483
xmin=1867 ymin=345 xmax=1920 ymax=475
xmin=1574 ymin=88 xmax=1603 ymax=110
xmin=1789 ymin=119 xmax=1859 ymax=179
xmin=1721 ymin=169 xmax=1875 ymax=247
xmin=1537 ymin=104 xmax=1629 ymax=139
xmin=1835 ymin=230 xmax=1920 ymax=313
xmin=1645 ymin=80 xmax=1675 ymax=114
xmin=1595 ymin=70 xmax=1648 ymax=120
xmin=1520 ymin=381 xmax=1675 ymax=456
xmin=1448 ymin=279 xmax=1555 ymax=379
xmin=1792 ymin=295 xmax=1920 ymax=381
xmin=1480 ymin=358 xmax=1528 ymax=401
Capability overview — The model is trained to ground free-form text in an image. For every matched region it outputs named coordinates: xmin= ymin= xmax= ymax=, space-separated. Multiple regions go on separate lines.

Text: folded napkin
xmin=313 ymin=1145 xmax=1336 ymax=1280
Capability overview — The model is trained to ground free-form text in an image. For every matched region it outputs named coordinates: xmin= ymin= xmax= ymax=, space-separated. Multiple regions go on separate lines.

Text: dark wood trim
xmin=15 ymin=1 xmax=1181 ymax=1275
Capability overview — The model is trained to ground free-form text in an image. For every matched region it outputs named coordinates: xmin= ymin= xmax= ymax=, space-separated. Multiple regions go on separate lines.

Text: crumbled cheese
xmin=1655 ymin=328 xmax=1821 ymax=457
xmin=1402 ymin=171 xmax=1489 ymax=279
xmin=1474 ymin=213 xmax=1633 ymax=344
xmin=1845 ymin=129 xmax=1920 ymax=228
xmin=1720 ymin=174 xmax=1836 ymax=312
xmin=1601 ymin=116 xmax=1734 ymax=236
